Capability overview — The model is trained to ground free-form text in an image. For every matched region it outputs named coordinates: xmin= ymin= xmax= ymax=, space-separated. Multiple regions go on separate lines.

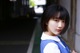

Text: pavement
xmin=0 ymin=17 xmax=37 ymax=53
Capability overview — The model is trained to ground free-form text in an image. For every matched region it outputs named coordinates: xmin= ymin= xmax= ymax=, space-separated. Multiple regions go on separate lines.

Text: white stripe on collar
xmin=41 ymin=32 xmax=61 ymax=42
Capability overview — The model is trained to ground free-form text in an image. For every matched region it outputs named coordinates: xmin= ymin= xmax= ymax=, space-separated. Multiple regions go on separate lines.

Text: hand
xmin=71 ymin=50 xmax=77 ymax=53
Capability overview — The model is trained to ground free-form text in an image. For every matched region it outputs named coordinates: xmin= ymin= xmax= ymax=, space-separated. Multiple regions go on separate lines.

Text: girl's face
xmin=46 ymin=18 xmax=65 ymax=36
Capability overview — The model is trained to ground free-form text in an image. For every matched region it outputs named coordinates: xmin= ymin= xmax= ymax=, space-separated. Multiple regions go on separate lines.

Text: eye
xmin=54 ymin=19 xmax=59 ymax=22
xmin=62 ymin=20 xmax=65 ymax=23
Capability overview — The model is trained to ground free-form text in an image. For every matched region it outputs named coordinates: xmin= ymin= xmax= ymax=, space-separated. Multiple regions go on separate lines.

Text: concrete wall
xmin=59 ymin=0 xmax=71 ymax=15
xmin=75 ymin=0 xmax=80 ymax=52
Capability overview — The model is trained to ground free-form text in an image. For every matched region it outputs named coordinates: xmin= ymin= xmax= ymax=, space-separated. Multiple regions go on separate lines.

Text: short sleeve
xmin=43 ymin=42 xmax=60 ymax=53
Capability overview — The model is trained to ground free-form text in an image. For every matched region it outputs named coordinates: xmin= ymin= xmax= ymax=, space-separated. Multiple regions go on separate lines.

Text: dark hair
xmin=41 ymin=4 xmax=70 ymax=34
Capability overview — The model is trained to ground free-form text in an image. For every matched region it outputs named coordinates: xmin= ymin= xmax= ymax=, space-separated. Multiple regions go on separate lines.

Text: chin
xmin=54 ymin=33 xmax=60 ymax=35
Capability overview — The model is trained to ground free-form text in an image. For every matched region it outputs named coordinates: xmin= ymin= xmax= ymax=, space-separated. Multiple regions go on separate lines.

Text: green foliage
xmin=29 ymin=0 xmax=36 ymax=8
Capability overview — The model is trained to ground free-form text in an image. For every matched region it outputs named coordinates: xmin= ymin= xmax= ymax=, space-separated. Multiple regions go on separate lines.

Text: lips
xmin=56 ymin=29 xmax=62 ymax=32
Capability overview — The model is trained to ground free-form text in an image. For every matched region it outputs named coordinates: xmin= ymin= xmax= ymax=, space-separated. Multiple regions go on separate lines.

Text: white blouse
xmin=41 ymin=32 xmax=65 ymax=53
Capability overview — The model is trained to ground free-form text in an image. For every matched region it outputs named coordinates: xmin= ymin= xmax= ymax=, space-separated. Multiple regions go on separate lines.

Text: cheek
xmin=63 ymin=23 xmax=65 ymax=28
xmin=48 ymin=21 xmax=57 ymax=30
xmin=49 ymin=23 xmax=55 ymax=28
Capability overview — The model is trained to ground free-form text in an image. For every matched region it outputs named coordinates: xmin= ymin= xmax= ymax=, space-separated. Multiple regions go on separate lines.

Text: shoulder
xmin=43 ymin=42 xmax=60 ymax=53
xmin=45 ymin=42 xmax=58 ymax=48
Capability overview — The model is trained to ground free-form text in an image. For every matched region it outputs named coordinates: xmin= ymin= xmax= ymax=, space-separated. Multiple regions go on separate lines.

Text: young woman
xmin=40 ymin=4 xmax=77 ymax=53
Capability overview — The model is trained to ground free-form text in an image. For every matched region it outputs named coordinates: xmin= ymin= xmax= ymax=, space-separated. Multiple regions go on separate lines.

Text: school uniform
xmin=40 ymin=32 xmax=70 ymax=53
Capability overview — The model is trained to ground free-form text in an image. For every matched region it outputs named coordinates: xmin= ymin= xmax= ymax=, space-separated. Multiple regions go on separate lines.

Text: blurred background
xmin=0 ymin=0 xmax=80 ymax=53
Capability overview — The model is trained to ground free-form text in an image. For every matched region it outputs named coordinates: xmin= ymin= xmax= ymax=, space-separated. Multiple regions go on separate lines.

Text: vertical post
xmin=68 ymin=0 xmax=76 ymax=50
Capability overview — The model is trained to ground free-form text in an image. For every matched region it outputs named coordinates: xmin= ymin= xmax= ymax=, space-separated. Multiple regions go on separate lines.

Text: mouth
xmin=56 ymin=29 xmax=62 ymax=32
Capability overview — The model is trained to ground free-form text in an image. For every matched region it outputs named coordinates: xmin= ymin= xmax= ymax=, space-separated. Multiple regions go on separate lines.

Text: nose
xmin=58 ymin=21 xmax=64 ymax=28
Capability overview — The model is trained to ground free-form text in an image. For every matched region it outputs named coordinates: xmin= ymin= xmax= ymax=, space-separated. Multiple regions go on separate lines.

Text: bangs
xmin=51 ymin=12 xmax=67 ymax=20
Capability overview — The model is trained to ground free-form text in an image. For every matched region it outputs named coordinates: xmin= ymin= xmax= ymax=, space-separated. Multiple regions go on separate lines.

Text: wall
xmin=75 ymin=0 xmax=80 ymax=52
xmin=59 ymin=0 xmax=71 ymax=15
